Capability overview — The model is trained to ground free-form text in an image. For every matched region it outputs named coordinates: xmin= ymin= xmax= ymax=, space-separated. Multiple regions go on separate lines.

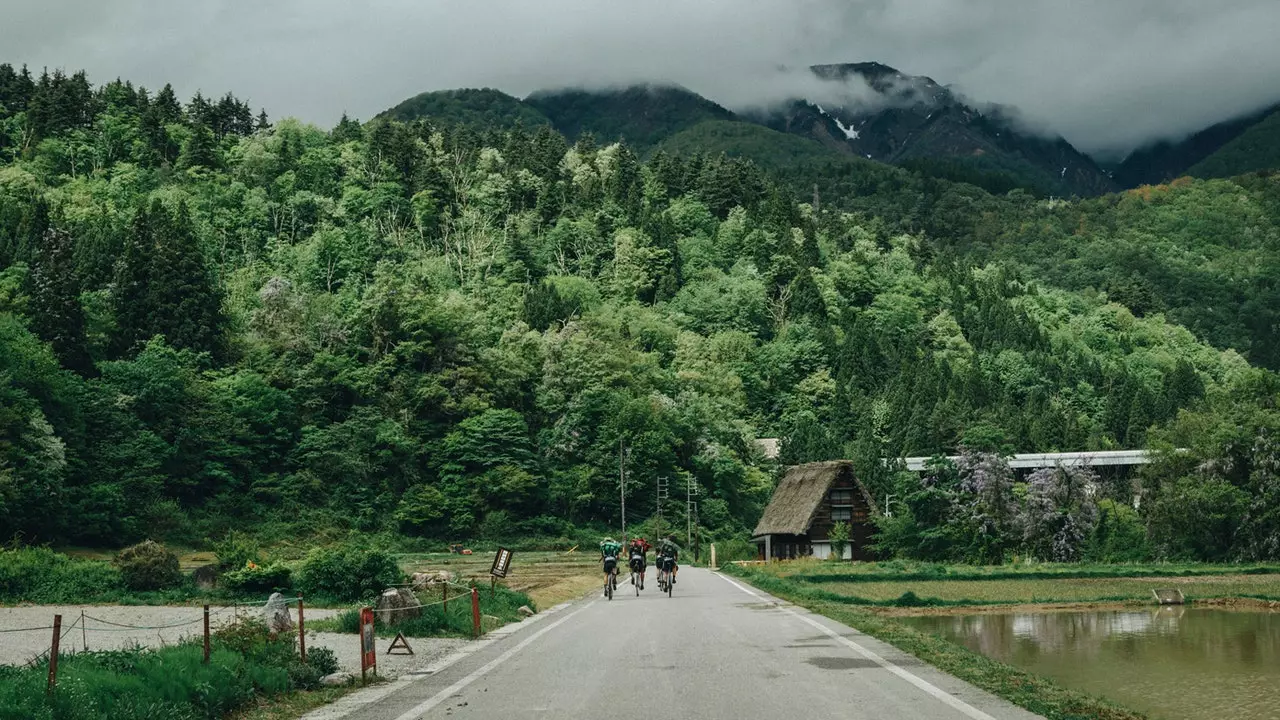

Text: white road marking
xmin=301 ymin=599 xmax=579 ymax=720
xmin=715 ymin=573 xmax=999 ymax=720
xmin=390 ymin=600 xmax=596 ymax=720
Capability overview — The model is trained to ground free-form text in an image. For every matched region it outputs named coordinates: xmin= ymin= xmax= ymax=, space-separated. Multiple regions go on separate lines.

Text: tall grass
xmin=0 ymin=623 xmax=306 ymax=720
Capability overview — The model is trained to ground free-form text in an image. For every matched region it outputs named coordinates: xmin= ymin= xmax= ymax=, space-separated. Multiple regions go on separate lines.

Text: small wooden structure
xmin=1153 ymin=588 xmax=1186 ymax=605
xmin=751 ymin=461 xmax=879 ymax=561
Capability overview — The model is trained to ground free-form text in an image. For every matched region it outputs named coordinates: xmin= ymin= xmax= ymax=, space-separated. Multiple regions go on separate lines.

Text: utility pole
xmin=619 ymin=441 xmax=630 ymax=541
xmin=686 ymin=477 xmax=698 ymax=553
xmin=657 ymin=476 xmax=670 ymax=538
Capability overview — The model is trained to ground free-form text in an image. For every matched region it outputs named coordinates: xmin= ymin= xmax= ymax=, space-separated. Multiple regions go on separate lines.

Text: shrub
xmin=288 ymin=660 xmax=324 ymax=690
xmin=295 ymin=542 xmax=402 ymax=602
xmin=307 ymin=646 xmax=340 ymax=676
xmin=895 ymin=590 xmax=925 ymax=607
xmin=712 ymin=537 xmax=759 ymax=563
xmin=0 ymin=547 xmax=123 ymax=603
xmin=221 ymin=562 xmax=293 ymax=594
xmin=828 ymin=521 xmax=851 ymax=561
xmin=213 ymin=531 xmax=262 ymax=571
xmin=114 ymin=540 xmax=182 ymax=591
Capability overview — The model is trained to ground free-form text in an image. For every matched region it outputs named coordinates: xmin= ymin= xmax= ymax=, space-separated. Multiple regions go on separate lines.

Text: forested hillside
xmin=1 ymin=64 xmax=1278 ymax=561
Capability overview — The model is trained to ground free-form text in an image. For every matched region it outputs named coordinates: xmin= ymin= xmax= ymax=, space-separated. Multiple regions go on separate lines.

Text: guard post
xmin=359 ymin=607 xmax=376 ymax=681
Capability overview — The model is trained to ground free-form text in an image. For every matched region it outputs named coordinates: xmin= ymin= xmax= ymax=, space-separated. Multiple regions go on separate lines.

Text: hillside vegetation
xmin=1189 ymin=109 xmax=1280 ymax=179
xmin=0 ymin=65 xmax=1278 ymax=564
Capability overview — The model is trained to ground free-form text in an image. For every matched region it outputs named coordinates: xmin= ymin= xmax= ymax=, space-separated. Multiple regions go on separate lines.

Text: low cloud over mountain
xmin=5 ymin=0 xmax=1280 ymax=156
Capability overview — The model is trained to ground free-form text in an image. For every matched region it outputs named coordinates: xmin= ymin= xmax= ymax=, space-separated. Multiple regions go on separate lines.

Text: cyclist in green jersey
xmin=599 ymin=537 xmax=623 ymax=596
xmin=657 ymin=535 xmax=680 ymax=585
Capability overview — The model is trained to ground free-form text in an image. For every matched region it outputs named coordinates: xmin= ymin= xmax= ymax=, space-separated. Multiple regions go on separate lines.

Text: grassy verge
xmin=722 ymin=565 xmax=1146 ymax=720
xmin=227 ymin=685 xmax=363 ymax=720
xmin=0 ymin=620 xmax=344 ymax=720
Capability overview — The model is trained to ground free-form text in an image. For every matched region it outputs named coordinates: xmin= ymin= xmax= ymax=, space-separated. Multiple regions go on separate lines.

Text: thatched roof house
xmin=752 ymin=461 xmax=878 ymax=560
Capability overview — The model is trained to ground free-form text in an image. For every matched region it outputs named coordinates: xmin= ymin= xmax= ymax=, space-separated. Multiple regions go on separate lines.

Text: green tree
xmin=28 ymin=226 xmax=93 ymax=374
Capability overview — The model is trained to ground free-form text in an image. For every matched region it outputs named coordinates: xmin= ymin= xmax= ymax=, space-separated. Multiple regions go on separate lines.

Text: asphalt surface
xmin=321 ymin=567 xmax=1044 ymax=720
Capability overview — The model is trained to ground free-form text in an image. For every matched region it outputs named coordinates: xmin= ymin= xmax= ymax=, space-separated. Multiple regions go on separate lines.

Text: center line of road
xmin=715 ymin=573 xmax=999 ymax=720
xmin=390 ymin=600 xmax=596 ymax=720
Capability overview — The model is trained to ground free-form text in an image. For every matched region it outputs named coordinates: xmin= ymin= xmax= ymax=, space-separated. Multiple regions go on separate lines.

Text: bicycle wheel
xmin=634 ymin=571 xmax=640 ymax=596
xmin=667 ymin=573 xmax=673 ymax=597
xmin=606 ymin=576 xmax=612 ymax=600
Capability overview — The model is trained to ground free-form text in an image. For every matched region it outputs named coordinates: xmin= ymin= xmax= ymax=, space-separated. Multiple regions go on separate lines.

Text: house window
xmin=831 ymin=506 xmax=853 ymax=522
xmin=830 ymin=489 xmax=855 ymax=505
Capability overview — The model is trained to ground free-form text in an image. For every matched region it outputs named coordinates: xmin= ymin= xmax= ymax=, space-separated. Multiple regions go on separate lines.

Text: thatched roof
xmin=752 ymin=460 xmax=878 ymax=537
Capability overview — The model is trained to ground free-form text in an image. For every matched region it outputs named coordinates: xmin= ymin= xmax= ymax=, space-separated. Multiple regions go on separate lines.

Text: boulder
xmin=410 ymin=570 xmax=452 ymax=590
xmin=320 ymin=672 xmax=354 ymax=686
xmin=375 ymin=587 xmax=421 ymax=625
xmin=264 ymin=592 xmax=293 ymax=633
xmin=517 ymin=605 xmax=534 ymax=617
xmin=191 ymin=564 xmax=219 ymax=590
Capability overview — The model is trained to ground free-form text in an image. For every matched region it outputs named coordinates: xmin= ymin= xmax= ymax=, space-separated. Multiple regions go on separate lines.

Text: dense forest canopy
xmin=1 ymin=64 xmax=1278 ymax=562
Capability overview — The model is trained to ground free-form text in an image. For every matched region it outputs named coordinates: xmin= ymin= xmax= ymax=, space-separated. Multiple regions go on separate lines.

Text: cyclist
xmin=628 ymin=537 xmax=650 ymax=590
xmin=599 ymin=536 xmax=623 ymax=596
xmin=657 ymin=535 xmax=680 ymax=586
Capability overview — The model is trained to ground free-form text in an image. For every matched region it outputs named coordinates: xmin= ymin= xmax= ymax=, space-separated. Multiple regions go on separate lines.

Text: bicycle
xmin=629 ymin=554 xmax=644 ymax=596
xmin=657 ymin=555 xmax=675 ymax=597
xmin=603 ymin=556 xmax=618 ymax=600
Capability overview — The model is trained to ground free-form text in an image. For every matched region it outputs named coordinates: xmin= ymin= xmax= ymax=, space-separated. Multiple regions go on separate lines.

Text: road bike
xmin=657 ymin=556 xmax=675 ymax=597
xmin=629 ymin=554 xmax=644 ymax=596
xmin=604 ymin=557 xmax=618 ymax=600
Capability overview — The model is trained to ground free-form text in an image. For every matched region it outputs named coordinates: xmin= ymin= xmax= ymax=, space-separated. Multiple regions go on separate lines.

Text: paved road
xmin=322 ymin=567 xmax=1043 ymax=720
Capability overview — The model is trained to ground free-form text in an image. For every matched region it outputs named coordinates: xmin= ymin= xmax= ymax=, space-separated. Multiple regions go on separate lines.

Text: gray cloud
xmin=4 ymin=0 xmax=1279 ymax=156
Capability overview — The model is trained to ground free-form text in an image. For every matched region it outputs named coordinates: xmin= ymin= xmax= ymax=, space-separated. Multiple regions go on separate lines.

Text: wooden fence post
xmin=471 ymin=588 xmax=480 ymax=638
xmin=80 ymin=609 xmax=87 ymax=651
xmin=47 ymin=614 xmax=61 ymax=694
xmin=443 ymin=583 xmax=449 ymax=613
xmin=203 ymin=605 xmax=210 ymax=664
xmin=297 ymin=594 xmax=306 ymax=663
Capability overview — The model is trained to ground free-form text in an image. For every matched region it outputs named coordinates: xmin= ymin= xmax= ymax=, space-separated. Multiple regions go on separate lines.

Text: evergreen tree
xmin=153 ymin=83 xmax=183 ymax=124
xmin=177 ymin=122 xmax=218 ymax=170
xmin=28 ymin=226 xmax=93 ymax=375
xmin=150 ymin=200 xmax=227 ymax=357
xmin=331 ymin=112 xmax=363 ymax=143
xmin=113 ymin=203 xmax=158 ymax=356
xmin=113 ymin=201 xmax=226 ymax=358
xmin=255 ymin=109 xmax=271 ymax=132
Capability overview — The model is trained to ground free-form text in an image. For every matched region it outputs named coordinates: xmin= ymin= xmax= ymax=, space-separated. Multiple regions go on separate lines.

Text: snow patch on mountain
xmin=812 ymin=102 xmax=860 ymax=141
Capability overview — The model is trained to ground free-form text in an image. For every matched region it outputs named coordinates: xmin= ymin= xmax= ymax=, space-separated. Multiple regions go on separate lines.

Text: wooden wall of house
xmin=808 ymin=469 xmax=876 ymax=560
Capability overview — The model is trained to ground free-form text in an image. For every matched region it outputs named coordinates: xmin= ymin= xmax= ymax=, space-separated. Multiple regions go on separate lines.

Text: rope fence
xmin=14 ymin=575 xmax=514 ymax=691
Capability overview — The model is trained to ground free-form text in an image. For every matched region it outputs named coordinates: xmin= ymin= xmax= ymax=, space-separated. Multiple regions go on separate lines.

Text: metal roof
xmin=899 ymin=449 xmax=1159 ymax=472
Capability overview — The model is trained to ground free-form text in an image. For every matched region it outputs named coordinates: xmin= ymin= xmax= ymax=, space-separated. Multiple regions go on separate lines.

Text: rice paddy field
xmin=740 ymin=559 xmax=1280 ymax=609
xmin=395 ymin=549 xmax=604 ymax=609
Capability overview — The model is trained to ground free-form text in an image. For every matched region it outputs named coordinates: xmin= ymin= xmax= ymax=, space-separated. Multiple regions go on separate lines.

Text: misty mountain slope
xmin=655 ymin=119 xmax=856 ymax=171
xmin=1188 ymin=108 xmax=1280 ymax=179
xmin=378 ymin=88 xmax=550 ymax=128
xmin=761 ymin=62 xmax=1115 ymax=197
xmin=525 ymin=84 xmax=735 ymax=152
xmin=1113 ymin=103 xmax=1280 ymax=188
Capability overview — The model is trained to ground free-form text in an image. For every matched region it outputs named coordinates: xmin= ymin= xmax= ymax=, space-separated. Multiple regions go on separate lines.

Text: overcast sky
xmin=4 ymin=0 xmax=1279 ymax=157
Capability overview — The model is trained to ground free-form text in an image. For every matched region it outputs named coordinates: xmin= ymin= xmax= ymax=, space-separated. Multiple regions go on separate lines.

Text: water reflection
xmin=902 ymin=608 xmax=1280 ymax=720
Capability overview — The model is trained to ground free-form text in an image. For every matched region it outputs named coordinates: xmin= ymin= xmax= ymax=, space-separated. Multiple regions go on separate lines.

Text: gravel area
xmin=0 ymin=605 xmax=466 ymax=677
xmin=310 ymin=631 xmax=469 ymax=679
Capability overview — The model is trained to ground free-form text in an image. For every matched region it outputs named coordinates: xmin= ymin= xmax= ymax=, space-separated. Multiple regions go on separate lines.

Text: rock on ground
xmin=264 ymin=592 xmax=294 ymax=633
xmin=375 ymin=588 xmax=421 ymax=625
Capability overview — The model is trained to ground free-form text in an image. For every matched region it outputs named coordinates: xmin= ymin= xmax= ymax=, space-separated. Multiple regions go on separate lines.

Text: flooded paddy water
xmin=902 ymin=606 xmax=1280 ymax=720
